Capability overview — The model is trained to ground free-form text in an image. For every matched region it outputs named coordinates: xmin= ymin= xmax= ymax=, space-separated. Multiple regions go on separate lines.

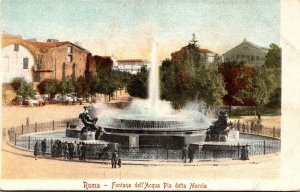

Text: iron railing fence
xmin=12 ymin=135 xmax=281 ymax=161
xmin=239 ymin=126 xmax=280 ymax=139
xmin=7 ymin=118 xmax=79 ymax=145
xmin=6 ymin=118 xmax=280 ymax=161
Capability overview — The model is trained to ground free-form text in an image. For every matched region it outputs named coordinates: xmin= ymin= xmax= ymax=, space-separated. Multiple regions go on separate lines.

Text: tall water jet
xmin=86 ymin=38 xmax=211 ymax=148
xmin=148 ymin=39 xmax=160 ymax=115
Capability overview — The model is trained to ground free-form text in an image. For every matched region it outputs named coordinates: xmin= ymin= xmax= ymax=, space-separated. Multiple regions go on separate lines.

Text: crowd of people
xmin=181 ymin=145 xmax=195 ymax=163
xmin=33 ymin=139 xmax=89 ymax=161
xmin=33 ymin=139 xmax=122 ymax=168
xmin=229 ymin=120 xmax=264 ymax=133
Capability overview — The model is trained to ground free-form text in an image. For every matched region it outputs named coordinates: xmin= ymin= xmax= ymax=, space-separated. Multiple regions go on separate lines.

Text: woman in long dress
xmin=34 ymin=141 xmax=39 ymax=160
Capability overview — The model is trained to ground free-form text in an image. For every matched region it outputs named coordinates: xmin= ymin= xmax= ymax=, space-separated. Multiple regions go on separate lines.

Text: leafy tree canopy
xmin=10 ymin=77 xmax=35 ymax=99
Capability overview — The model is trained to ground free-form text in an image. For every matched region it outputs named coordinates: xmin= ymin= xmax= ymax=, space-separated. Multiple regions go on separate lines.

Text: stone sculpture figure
xmin=205 ymin=110 xmax=230 ymax=142
xmin=79 ymin=106 xmax=101 ymax=139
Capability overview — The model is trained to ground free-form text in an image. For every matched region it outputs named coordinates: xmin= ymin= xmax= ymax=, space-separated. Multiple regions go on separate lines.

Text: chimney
xmin=47 ymin=39 xmax=59 ymax=43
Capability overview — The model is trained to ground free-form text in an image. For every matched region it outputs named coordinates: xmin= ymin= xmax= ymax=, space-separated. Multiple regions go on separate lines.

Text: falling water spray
xmin=148 ymin=38 xmax=160 ymax=114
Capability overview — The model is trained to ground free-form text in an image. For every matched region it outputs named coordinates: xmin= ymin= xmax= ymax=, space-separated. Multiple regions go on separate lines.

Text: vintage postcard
xmin=1 ymin=0 xmax=300 ymax=191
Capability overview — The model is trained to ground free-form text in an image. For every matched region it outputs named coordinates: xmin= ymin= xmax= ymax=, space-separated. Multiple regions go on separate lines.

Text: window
xmin=67 ymin=46 xmax=73 ymax=54
xmin=23 ymin=58 xmax=29 ymax=69
xmin=256 ymin=56 xmax=260 ymax=61
xmin=251 ymin=55 xmax=255 ymax=61
xmin=62 ymin=63 xmax=66 ymax=79
xmin=14 ymin=44 xmax=19 ymax=52
xmin=67 ymin=55 xmax=73 ymax=63
xmin=241 ymin=55 xmax=245 ymax=59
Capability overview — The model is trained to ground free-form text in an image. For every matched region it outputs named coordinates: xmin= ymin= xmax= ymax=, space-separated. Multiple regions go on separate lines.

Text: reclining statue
xmin=79 ymin=106 xmax=102 ymax=139
xmin=205 ymin=110 xmax=231 ymax=142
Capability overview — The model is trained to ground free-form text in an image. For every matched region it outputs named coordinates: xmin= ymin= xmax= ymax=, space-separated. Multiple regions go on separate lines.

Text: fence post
xmin=273 ymin=127 xmax=275 ymax=138
xmin=14 ymin=133 xmax=17 ymax=146
xmin=53 ymin=120 xmax=55 ymax=131
xmin=237 ymin=143 xmax=240 ymax=159
xmin=28 ymin=136 xmax=31 ymax=150
xmin=35 ymin=122 xmax=37 ymax=132
xmin=22 ymin=124 xmax=24 ymax=135
xmin=50 ymin=139 xmax=53 ymax=155
xmin=263 ymin=141 xmax=266 ymax=155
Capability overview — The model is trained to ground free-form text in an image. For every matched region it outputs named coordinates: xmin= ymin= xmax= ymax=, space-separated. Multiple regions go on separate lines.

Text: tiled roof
xmin=2 ymin=33 xmax=91 ymax=72
xmin=2 ymin=33 xmax=90 ymax=54
xmin=1 ymin=33 xmax=68 ymax=54
xmin=198 ymin=48 xmax=214 ymax=54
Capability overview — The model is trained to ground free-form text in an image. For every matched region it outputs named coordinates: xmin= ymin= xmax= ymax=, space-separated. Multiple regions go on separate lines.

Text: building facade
xmin=222 ymin=39 xmax=269 ymax=66
xmin=2 ymin=43 xmax=35 ymax=83
xmin=198 ymin=48 xmax=216 ymax=64
xmin=112 ymin=59 xmax=150 ymax=74
xmin=36 ymin=42 xmax=90 ymax=81
xmin=2 ymin=33 xmax=91 ymax=83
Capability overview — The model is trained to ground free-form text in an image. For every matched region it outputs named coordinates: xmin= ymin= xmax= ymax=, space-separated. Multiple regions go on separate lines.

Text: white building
xmin=2 ymin=43 xmax=35 ymax=83
xmin=112 ymin=58 xmax=150 ymax=74
xmin=221 ymin=38 xmax=269 ymax=66
xmin=198 ymin=48 xmax=216 ymax=64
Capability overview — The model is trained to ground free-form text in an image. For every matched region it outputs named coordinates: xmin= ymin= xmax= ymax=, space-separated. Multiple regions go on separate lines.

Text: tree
xmin=220 ymin=62 xmax=257 ymax=107
xmin=91 ymin=71 xmax=121 ymax=102
xmin=194 ymin=63 xmax=226 ymax=107
xmin=74 ymin=76 xmax=91 ymax=98
xmin=265 ymin=43 xmax=281 ymax=68
xmin=127 ymin=67 xmax=148 ymax=98
xmin=245 ymin=66 xmax=280 ymax=111
xmin=188 ymin=33 xmax=199 ymax=48
xmin=160 ymin=38 xmax=226 ymax=109
xmin=10 ymin=77 xmax=35 ymax=99
xmin=60 ymin=77 xmax=75 ymax=95
xmin=37 ymin=79 xmax=60 ymax=98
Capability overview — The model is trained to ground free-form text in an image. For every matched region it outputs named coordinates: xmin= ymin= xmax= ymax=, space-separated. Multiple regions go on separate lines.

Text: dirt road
xmin=2 ymin=150 xmax=280 ymax=180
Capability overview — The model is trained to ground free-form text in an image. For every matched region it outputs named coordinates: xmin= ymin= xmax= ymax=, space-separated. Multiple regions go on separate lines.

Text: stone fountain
xmin=67 ymin=39 xmax=238 ymax=149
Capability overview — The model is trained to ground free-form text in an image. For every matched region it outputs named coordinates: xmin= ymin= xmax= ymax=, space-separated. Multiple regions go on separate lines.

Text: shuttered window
xmin=23 ymin=58 xmax=29 ymax=69
xmin=14 ymin=44 xmax=19 ymax=51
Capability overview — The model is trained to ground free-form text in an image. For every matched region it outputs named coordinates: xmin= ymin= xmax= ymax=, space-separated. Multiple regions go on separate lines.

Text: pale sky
xmin=1 ymin=0 xmax=280 ymax=60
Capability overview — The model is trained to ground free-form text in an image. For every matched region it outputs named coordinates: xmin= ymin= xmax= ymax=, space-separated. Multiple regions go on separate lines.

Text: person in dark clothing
xmin=69 ymin=142 xmax=74 ymax=161
xmin=57 ymin=140 xmax=62 ymax=157
xmin=111 ymin=151 xmax=118 ymax=168
xmin=117 ymin=158 xmax=122 ymax=168
xmin=241 ymin=146 xmax=249 ymax=160
xmin=34 ymin=141 xmax=39 ymax=160
xmin=52 ymin=141 xmax=59 ymax=157
xmin=188 ymin=145 xmax=195 ymax=163
xmin=41 ymin=139 xmax=47 ymax=155
xmin=62 ymin=141 xmax=69 ymax=159
xmin=81 ymin=142 xmax=87 ymax=161
xmin=182 ymin=145 xmax=188 ymax=163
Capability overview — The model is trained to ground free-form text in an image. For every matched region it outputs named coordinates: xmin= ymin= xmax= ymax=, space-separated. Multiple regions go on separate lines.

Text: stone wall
xmin=38 ymin=43 xmax=89 ymax=81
